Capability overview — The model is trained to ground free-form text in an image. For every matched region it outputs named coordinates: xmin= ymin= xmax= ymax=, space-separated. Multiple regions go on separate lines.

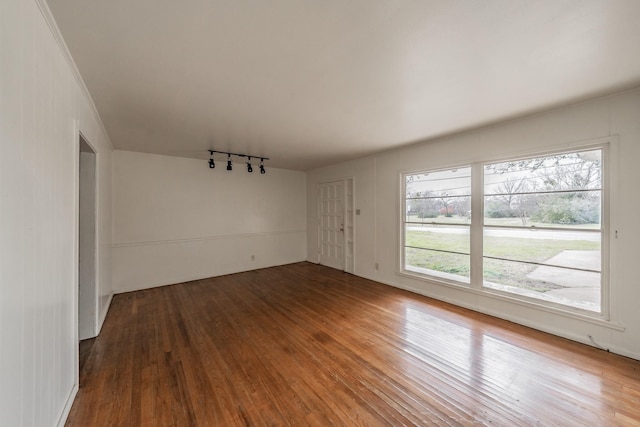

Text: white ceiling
xmin=47 ymin=0 xmax=640 ymax=171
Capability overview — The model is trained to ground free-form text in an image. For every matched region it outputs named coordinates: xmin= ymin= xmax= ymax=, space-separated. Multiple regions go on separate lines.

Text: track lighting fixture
xmin=207 ymin=149 xmax=269 ymax=174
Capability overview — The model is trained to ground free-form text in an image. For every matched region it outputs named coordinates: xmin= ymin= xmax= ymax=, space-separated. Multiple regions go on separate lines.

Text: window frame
xmin=399 ymin=137 xmax=616 ymax=322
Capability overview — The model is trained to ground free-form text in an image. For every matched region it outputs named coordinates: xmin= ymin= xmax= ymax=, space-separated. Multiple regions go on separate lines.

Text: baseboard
xmin=56 ymin=383 xmax=78 ymax=427
xmin=114 ymin=260 xmax=307 ymax=294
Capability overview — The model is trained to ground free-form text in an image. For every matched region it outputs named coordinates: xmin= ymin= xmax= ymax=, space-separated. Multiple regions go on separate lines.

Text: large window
xmin=402 ymin=145 xmax=608 ymax=315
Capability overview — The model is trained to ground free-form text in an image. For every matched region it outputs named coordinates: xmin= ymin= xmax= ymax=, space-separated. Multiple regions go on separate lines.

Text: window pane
xmin=483 ymin=228 xmax=601 ymax=270
xmin=483 ymin=258 xmax=600 ymax=312
xmin=483 ymin=149 xmax=603 ymax=313
xmin=405 ymin=224 xmax=470 ymax=282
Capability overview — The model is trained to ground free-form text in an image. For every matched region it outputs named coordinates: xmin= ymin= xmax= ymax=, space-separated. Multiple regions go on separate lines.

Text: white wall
xmin=307 ymin=87 xmax=640 ymax=361
xmin=0 ymin=0 xmax=113 ymax=425
xmin=112 ymin=151 xmax=307 ymax=292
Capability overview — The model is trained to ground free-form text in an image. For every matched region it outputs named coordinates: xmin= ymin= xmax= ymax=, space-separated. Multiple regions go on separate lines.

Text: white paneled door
xmin=318 ymin=180 xmax=345 ymax=270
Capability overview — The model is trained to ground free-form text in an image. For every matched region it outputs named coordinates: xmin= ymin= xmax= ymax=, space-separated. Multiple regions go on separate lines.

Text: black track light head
xmin=247 ymin=157 xmax=253 ymax=173
xmin=208 ymin=158 xmax=215 ymax=169
xmin=226 ymin=154 xmax=232 ymax=171
xmin=259 ymin=158 xmax=266 ymax=174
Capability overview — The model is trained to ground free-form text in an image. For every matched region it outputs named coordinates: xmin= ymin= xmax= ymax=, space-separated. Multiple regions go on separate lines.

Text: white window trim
xmin=399 ymin=136 xmax=619 ymax=326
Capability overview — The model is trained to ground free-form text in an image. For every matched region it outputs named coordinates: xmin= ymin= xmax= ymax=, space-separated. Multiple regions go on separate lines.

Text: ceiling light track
xmin=208 ymin=150 xmax=269 ymax=174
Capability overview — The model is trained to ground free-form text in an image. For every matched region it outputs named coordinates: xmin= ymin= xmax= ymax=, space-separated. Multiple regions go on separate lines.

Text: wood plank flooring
xmin=66 ymin=262 xmax=640 ymax=426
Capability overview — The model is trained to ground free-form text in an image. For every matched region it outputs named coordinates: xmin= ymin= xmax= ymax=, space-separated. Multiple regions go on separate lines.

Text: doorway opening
xmin=78 ymin=135 xmax=97 ymax=346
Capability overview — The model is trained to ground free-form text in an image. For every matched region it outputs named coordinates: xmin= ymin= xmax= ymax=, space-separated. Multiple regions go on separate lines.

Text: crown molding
xmin=34 ymin=0 xmax=114 ymax=150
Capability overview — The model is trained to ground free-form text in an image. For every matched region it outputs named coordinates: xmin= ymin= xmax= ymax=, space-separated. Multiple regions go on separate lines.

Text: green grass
xmin=405 ymin=230 xmax=470 ymax=253
xmin=484 ymin=236 xmax=598 ymax=263
xmin=405 ymin=229 xmax=600 ymax=292
xmin=405 ymin=247 xmax=470 ymax=277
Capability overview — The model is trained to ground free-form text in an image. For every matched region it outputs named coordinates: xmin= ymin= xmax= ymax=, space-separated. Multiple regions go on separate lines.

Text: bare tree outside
xmin=485 ymin=151 xmax=601 ymax=226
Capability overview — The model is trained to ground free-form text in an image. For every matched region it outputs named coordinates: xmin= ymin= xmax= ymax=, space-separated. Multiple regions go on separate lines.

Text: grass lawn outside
xmin=405 ymin=224 xmax=600 ymax=293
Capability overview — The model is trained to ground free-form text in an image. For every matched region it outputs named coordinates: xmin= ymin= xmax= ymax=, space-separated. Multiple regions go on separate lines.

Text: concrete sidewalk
xmin=527 ymin=250 xmax=600 ymax=306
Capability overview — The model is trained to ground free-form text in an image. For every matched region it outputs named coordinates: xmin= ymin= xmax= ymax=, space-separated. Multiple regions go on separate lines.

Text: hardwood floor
xmin=66 ymin=262 xmax=640 ymax=426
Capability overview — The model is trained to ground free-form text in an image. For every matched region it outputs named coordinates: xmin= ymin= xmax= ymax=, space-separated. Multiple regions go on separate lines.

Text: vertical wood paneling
xmin=1 ymin=0 xmax=26 ymax=425
xmin=0 ymin=0 xmax=113 ymax=425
